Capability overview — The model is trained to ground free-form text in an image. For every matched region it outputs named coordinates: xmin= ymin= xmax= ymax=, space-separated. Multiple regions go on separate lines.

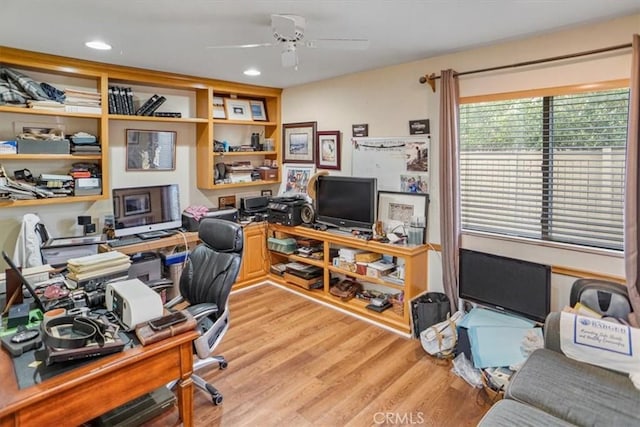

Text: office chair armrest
xmin=165 ymin=294 xmax=185 ymax=309
xmin=145 ymin=278 xmax=174 ymax=293
xmin=186 ymin=303 xmax=219 ymax=321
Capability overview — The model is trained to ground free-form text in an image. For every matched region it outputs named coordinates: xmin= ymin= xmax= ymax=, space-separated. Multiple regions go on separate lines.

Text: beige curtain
xmin=625 ymin=34 xmax=640 ymax=327
xmin=439 ymin=69 xmax=460 ymax=312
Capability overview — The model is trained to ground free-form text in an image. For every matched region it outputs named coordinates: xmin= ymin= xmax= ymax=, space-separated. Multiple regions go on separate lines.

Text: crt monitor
xmin=112 ymin=184 xmax=181 ymax=238
xmin=458 ymin=249 xmax=551 ymax=323
xmin=315 ymin=176 xmax=377 ymax=231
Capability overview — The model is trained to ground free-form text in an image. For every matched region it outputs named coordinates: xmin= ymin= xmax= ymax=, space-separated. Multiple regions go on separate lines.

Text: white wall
xmin=281 ymin=13 xmax=640 ymax=311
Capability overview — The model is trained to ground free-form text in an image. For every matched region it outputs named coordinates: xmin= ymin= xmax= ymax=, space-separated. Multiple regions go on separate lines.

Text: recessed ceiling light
xmin=85 ymin=40 xmax=112 ymax=50
xmin=243 ymin=68 xmax=261 ymax=76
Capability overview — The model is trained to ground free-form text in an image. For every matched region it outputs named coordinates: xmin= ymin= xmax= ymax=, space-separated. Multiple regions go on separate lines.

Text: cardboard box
xmin=17 ymin=139 xmax=70 ymax=154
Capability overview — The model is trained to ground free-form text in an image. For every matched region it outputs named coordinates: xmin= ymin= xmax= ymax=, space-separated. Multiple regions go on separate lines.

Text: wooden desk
xmin=99 ymin=232 xmax=200 ymax=255
xmin=0 ymin=330 xmax=198 ymax=427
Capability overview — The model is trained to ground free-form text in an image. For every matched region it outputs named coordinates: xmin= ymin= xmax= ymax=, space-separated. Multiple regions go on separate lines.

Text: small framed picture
xmin=261 ymin=189 xmax=272 ymax=197
xmin=352 ymin=123 xmax=368 ymax=137
xmin=224 ymin=99 xmax=252 ymax=121
xmin=283 ymin=121 xmax=317 ymax=164
xmin=250 ymin=100 xmax=267 ymax=121
xmin=316 ymin=131 xmax=341 ymax=170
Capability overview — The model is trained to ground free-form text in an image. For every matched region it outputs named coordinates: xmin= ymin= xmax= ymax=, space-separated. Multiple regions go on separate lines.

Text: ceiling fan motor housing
xmin=272 ymin=14 xmax=306 ymax=42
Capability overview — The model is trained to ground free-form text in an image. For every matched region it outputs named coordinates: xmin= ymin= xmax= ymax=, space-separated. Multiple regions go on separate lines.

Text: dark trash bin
xmin=411 ymin=292 xmax=451 ymax=338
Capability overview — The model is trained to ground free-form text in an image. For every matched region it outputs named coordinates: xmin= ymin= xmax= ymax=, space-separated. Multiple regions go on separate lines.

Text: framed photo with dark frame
xmin=282 ymin=121 xmax=317 ymax=164
xmin=377 ymin=191 xmax=429 ymax=234
xmin=316 ymin=131 xmax=341 ymax=170
xmin=126 ymin=129 xmax=176 ymax=171
xmin=261 ymin=189 xmax=272 ymax=196
xmin=123 ymin=193 xmax=151 ymax=216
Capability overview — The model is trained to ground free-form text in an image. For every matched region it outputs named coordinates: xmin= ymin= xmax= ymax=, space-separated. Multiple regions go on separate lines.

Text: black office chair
xmin=166 ymin=218 xmax=243 ymax=405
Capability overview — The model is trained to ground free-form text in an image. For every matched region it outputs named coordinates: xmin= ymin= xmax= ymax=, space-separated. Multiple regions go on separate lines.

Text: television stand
xmin=266 ymin=224 xmax=429 ymax=334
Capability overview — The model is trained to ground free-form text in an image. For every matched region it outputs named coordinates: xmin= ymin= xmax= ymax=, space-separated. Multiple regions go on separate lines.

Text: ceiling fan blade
xmin=305 ymin=38 xmax=369 ymax=50
xmin=271 ymin=14 xmax=302 ymax=40
xmin=206 ymin=42 xmax=275 ymax=49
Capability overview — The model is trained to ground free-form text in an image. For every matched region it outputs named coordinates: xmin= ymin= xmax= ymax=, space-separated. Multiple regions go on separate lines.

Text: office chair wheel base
xmin=206 ymin=383 xmax=223 ymax=405
xmin=212 ymin=393 xmax=223 ymax=405
xmin=219 ymin=360 xmax=228 ymax=370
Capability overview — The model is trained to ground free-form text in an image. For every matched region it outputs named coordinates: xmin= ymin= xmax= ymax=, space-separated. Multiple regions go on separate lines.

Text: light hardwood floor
xmin=148 ymin=284 xmax=491 ymax=426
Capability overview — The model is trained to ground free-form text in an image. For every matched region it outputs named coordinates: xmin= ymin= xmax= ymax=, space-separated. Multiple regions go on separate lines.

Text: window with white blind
xmin=459 ymin=87 xmax=629 ymax=250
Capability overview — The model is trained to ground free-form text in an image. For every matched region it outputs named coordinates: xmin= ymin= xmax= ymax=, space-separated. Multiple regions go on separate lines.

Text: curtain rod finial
xmin=419 ymin=73 xmax=437 ymax=92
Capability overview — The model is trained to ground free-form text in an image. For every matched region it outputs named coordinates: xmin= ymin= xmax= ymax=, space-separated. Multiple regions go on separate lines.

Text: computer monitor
xmin=112 ymin=184 xmax=181 ymax=238
xmin=459 ymin=249 xmax=551 ymax=323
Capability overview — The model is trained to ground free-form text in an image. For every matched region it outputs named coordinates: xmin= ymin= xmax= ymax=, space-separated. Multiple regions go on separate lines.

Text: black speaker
xmin=300 ymin=203 xmax=315 ymax=224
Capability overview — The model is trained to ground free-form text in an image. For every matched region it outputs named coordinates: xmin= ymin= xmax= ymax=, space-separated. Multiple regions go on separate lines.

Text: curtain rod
xmin=419 ymin=42 xmax=632 ymax=92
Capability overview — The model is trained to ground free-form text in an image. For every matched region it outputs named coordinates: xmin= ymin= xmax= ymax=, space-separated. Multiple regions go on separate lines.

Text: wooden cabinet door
xmin=242 ymin=224 xmax=267 ymax=281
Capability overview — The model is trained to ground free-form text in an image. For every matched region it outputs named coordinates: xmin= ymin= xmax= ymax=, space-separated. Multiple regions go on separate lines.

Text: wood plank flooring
xmin=147 ymin=285 xmax=491 ymax=427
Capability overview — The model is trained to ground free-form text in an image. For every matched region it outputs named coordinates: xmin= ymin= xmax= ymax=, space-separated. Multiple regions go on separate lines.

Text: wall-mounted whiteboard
xmin=352 ymin=136 xmax=430 ymax=192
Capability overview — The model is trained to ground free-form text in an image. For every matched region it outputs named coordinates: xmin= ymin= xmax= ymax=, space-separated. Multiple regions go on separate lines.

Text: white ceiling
xmin=2 ymin=1 xmax=639 ymax=89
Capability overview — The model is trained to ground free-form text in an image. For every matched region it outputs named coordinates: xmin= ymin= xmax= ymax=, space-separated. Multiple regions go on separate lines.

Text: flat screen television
xmin=315 ymin=176 xmax=377 ymax=232
xmin=112 ymin=184 xmax=181 ymax=238
xmin=459 ymin=249 xmax=551 ymax=322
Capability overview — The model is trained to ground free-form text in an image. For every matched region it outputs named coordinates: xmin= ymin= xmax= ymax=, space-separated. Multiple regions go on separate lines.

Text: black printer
xmin=267 ymin=197 xmax=306 ymax=226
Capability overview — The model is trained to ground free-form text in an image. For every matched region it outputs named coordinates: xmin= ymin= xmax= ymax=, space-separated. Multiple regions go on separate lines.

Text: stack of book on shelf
xmin=295 ymin=238 xmax=323 ymax=259
xmin=70 ymin=132 xmax=100 ymax=155
xmin=66 ymin=251 xmax=131 ymax=288
xmin=225 ymin=161 xmax=254 ymax=183
xmin=108 ymin=86 xmax=135 ymax=115
xmin=26 ymin=100 xmax=65 ymax=111
xmin=63 ymin=88 xmax=101 ymax=114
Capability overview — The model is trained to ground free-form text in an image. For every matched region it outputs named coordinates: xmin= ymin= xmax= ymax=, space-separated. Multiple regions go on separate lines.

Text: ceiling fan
xmin=206 ymin=14 xmax=369 ymax=69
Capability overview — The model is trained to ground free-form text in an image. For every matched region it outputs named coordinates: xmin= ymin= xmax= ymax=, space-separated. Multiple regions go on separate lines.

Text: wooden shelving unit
xmin=266 ymin=224 xmax=429 ymax=334
xmin=0 ymin=46 xmax=282 ymax=208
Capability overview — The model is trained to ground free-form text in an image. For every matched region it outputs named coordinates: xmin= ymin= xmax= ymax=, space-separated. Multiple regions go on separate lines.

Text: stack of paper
xmin=66 ymin=251 xmax=131 ymax=282
xmin=461 ymin=308 xmax=541 ymax=369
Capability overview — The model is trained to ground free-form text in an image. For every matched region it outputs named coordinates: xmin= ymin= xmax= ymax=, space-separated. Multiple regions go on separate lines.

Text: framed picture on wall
xmin=316 ymin=131 xmax=341 ymax=170
xmin=126 ymin=129 xmax=176 ymax=171
xmin=282 ymin=121 xmax=317 ymax=164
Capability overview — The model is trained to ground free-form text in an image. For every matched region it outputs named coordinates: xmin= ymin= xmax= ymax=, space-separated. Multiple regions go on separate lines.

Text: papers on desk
xmin=461 ymin=308 xmax=540 ymax=369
